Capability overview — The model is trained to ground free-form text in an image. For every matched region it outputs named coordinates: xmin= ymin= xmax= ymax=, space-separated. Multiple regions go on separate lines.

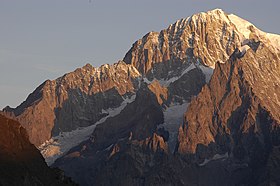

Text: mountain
xmin=3 ymin=8 xmax=280 ymax=185
xmin=0 ymin=114 xmax=76 ymax=186
xmin=4 ymin=10 xmax=236 ymax=158
xmin=50 ymin=9 xmax=280 ymax=185
xmin=177 ymin=33 xmax=280 ymax=185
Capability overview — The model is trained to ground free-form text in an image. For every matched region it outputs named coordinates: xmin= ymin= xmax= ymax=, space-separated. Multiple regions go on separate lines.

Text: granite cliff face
xmin=0 ymin=114 xmax=75 ymax=186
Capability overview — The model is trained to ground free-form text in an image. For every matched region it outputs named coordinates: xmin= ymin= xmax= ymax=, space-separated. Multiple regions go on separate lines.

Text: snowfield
xmin=158 ymin=102 xmax=189 ymax=153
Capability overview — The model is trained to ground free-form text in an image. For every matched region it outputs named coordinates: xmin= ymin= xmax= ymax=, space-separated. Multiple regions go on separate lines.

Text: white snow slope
xmin=158 ymin=102 xmax=189 ymax=152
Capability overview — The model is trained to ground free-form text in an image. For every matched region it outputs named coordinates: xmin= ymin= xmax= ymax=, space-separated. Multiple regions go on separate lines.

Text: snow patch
xmin=144 ymin=63 xmax=214 ymax=86
xmin=39 ymin=95 xmax=136 ymax=165
xmin=142 ymin=63 xmax=197 ymax=87
xmin=143 ymin=77 xmax=152 ymax=84
xmin=267 ymin=33 xmax=280 ymax=50
xmin=207 ymin=9 xmax=231 ymax=25
xmin=158 ymin=102 xmax=189 ymax=152
xmin=199 ymin=152 xmax=229 ymax=166
xmin=228 ymin=14 xmax=252 ymax=41
xmin=104 ymin=144 xmax=114 ymax=151
xmin=198 ymin=65 xmax=214 ymax=83
xmin=229 ymin=14 xmax=280 ymax=50
xmin=240 ymin=45 xmax=251 ymax=56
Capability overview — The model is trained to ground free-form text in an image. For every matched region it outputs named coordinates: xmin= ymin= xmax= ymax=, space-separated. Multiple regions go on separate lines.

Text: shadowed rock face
xmin=51 ymin=87 xmax=125 ymax=136
xmin=91 ymin=133 xmax=174 ymax=186
xmin=90 ymin=85 xmax=164 ymax=149
xmin=53 ymin=86 xmax=165 ymax=185
xmin=0 ymin=114 xmax=75 ymax=186
xmin=167 ymin=67 xmax=206 ymax=104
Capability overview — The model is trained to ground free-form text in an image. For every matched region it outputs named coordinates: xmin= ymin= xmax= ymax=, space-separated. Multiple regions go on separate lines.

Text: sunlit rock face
xmin=178 ymin=39 xmax=280 ymax=155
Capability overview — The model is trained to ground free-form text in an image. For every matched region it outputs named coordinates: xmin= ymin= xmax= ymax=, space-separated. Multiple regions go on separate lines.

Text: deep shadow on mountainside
xmin=0 ymin=114 xmax=76 ymax=186
xmin=53 ymin=85 xmax=166 ymax=185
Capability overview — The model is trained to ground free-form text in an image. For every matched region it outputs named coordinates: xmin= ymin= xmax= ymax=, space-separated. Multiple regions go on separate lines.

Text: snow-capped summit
xmin=124 ymin=8 xmax=280 ymax=75
xmin=228 ymin=13 xmax=280 ymax=50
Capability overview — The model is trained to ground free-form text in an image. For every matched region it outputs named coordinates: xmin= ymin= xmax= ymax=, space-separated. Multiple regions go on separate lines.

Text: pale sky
xmin=0 ymin=0 xmax=279 ymax=109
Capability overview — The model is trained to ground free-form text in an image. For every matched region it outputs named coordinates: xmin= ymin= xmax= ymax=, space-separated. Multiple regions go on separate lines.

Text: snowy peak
xmin=124 ymin=8 xmax=280 ymax=76
xmin=228 ymin=14 xmax=253 ymax=39
xmin=124 ymin=8 xmax=242 ymax=75
xmin=228 ymin=14 xmax=280 ymax=50
xmin=190 ymin=8 xmax=230 ymax=24
xmin=166 ymin=9 xmax=230 ymax=35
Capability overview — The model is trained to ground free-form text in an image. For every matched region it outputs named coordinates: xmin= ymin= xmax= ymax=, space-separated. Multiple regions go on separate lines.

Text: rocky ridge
xmin=4 ymin=61 xmax=141 ymax=146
